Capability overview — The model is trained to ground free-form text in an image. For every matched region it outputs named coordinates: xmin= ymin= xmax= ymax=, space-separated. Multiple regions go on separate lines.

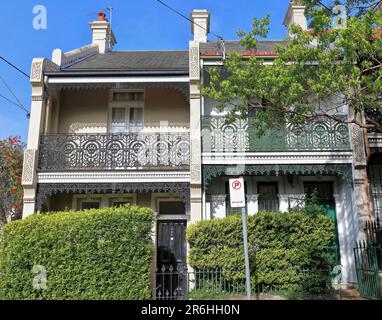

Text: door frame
xmin=151 ymin=194 xmax=188 ymax=298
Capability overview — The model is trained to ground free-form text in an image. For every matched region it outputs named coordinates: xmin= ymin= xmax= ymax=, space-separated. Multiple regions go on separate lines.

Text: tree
xmin=0 ymin=136 xmax=24 ymax=226
xmin=202 ymin=0 xmax=382 ymax=134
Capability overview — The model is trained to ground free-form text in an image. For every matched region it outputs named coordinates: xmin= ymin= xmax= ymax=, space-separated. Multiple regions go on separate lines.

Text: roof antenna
xmin=218 ymin=37 xmax=226 ymax=61
xmin=106 ymin=6 xmax=113 ymax=51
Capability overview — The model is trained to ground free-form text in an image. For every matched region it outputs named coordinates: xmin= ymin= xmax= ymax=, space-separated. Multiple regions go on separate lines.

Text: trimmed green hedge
xmin=186 ymin=210 xmax=335 ymax=293
xmin=0 ymin=205 xmax=154 ymax=300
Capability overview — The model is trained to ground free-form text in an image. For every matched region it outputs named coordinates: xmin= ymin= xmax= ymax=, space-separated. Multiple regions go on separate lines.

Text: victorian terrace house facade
xmin=21 ymin=3 xmax=380 ymax=286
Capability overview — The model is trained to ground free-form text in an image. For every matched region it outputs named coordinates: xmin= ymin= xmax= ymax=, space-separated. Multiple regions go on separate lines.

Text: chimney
xmin=190 ymin=10 xmax=210 ymax=42
xmin=89 ymin=12 xmax=117 ymax=54
xmin=283 ymin=1 xmax=307 ymax=34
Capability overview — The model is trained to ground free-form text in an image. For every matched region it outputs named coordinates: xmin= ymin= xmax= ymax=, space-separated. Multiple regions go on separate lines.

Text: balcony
xmin=201 ymin=116 xmax=350 ymax=152
xmin=38 ymin=132 xmax=190 ymax=171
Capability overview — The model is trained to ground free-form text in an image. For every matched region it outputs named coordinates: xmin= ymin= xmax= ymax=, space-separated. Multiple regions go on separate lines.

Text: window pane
xmin=81 ymin=202 xmax=100 ymax=210
xmin=112 ymin=108 xmax=125 ymax=124
xmin=113 ymin=92 xmax=129 ymax=101
xmin=127 ymin=92 xmax=144 ymax=101
xmin=111 ymin=108 xmax=126 ymax=132
xmin=112 ymin=201 xmax=132 ymax=207
xmin=129 ymin=108 xmax=143 ymax=131
xmin=159 ymin=202 xmax=185 ymax=215
xmin=258 ymin=182 xmax=279 ymax=212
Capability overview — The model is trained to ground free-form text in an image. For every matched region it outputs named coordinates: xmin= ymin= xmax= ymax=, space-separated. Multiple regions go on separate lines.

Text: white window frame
xmin=108 ymin=89 xmax=145 ymax=133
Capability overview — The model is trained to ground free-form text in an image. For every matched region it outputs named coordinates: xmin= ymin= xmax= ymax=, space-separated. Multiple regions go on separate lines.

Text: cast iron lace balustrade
xmin=201 ymin=116 xmax=350 ymax=152
xmin=38 ymin=132 xmax=190 ymax=171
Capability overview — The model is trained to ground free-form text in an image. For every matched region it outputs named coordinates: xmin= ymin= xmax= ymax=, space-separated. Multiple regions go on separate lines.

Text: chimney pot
xmin=98 ymin=12 xmax=106 ymax=21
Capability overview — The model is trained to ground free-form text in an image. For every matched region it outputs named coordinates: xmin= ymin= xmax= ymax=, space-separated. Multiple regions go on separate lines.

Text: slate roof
xmin=58 ymin=50 xmax=189 ymax=75
xmin=200 ymin=40 xmax=285 ymax=56
xmin=47 ymin=40 xmax=284 ymax=75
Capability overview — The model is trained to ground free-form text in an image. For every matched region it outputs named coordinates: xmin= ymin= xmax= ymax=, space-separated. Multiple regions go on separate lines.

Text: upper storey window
xmin=110 ymin=91 xmax=144 ymax=133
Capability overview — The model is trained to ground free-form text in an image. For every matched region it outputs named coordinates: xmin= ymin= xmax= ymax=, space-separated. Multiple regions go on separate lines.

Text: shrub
xmin=0 ymin=205 xmax=154 ymax=300
xmin=186 ymin=211 xmax=335 ymax=294
xmin=188 ymin=288 xmax=235 ymax=300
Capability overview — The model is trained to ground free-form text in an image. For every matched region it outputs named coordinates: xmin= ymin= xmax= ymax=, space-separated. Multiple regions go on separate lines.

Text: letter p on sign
xmin=229 ymin=177 xmax=245 ymax=208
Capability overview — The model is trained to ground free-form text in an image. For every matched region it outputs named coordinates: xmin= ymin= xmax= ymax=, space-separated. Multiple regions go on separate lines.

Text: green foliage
xmin=0 ymin=136 xmax=24 ymax=226
xmin=189 ymin=288 xmax=234 ymax=300
xmin=271 ymin=287 xmax=338 ymax=300
xmin=0 ymin=205 xmax=154 ymax=300
xmin=202 ymin=0 xmax=382 ymax=132
xmin=187 ymin=211 xmax=335 ymax=294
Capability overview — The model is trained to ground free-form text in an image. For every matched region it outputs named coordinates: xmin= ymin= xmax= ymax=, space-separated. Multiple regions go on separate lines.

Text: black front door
xmin=155 ymin=201 xmax=187 ymax=299
xmin=156 ymin=220 xmax=187 ymax=299
xmin=157 ymin=220 xmax=187 ymax=271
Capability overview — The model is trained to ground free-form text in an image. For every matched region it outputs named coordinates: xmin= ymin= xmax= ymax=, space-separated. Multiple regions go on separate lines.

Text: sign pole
xmin=229 ymin=177 xmax=251 ymax=300
xmin=241 ymin=206 xmax=251 ymax=300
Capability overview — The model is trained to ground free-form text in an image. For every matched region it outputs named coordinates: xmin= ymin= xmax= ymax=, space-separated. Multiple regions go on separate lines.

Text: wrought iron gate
xmin=155 ymin=220 xmax=187 ymax=300
xmin=354 ymin=241 xmax=382 ymax=300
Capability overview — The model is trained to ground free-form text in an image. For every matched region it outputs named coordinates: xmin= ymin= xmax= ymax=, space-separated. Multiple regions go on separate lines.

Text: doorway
xmin=155 ymin=201 xmax=187 ymax=299
xmin=303 ymin=181 xmax=340 ymax=264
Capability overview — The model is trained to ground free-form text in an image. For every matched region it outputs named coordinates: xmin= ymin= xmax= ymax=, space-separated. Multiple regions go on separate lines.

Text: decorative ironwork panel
xmin=38 ymin=133 xmax=190 ymax=171
xmin=201 ymin=116 xmax=350 ymax=152
xmin=36 ymin=182 xmax=190 ymax=210
xmin=202 ymin=164 xmax=353 ymax=188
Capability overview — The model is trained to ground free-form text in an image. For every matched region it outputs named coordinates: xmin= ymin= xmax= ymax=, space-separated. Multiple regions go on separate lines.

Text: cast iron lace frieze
xmin=36 ymin=182 xmax=190 ymax=211
xmin=202 ymin=164 xmax=353 ymax=188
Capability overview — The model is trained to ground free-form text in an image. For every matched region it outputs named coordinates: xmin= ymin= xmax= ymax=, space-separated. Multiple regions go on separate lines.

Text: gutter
xmin=44 ymin=70 xmax=189 ymax=77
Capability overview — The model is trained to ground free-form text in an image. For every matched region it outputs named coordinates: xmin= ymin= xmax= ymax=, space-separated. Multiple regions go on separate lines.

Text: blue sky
xmin=0 ymin=0 xmax=290 ymax=142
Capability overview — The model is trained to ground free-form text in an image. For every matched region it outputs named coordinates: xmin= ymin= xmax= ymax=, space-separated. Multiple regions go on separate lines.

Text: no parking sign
xmin=229 ymin=177 xmax=245 ymax=208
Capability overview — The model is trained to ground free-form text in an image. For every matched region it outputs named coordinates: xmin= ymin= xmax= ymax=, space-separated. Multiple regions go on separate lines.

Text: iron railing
xmin=226 ymin=198 xmax=280 ymax=215
xmin=287 ymin=197 xmax=336 ymax=211
xmin=38 ymin=132 xmax=190 ymax=171
xmin=353 ymin=241 xmax=382 ymax=300
xmin=201 ymin=116 xmax=350 ymax=152
xmin=371 ymin=194 xmax=382 ymax=222
xmin=258 ymin=198 xmax=280 ymax=212
xmin=364 ymin=220 xmax=382 ymax=271
xmin=369 ymin=165 xmax=382 ymax=222
xmin=154 ymin=265 xmax=341 ymax=300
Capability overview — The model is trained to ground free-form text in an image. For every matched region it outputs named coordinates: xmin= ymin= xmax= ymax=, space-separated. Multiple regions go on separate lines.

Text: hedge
xmin=186 ymin=210 xmax=335 ymax=293
xmin=0 ymin=205 xmax=154 ymax=300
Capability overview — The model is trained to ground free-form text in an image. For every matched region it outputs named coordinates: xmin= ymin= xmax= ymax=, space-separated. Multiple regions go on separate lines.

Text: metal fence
xmin=258 ymin=198 xmax=280 ymax=212
xmin=154 ymin=265 xmax=341 ymax=300
xmin=371 ymin=194 xmax=382 ymax=223
xmin=364 ymin=220 xmax=382 ymax=271
xmin=353 ymin=241 xmax=382 ymax=300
